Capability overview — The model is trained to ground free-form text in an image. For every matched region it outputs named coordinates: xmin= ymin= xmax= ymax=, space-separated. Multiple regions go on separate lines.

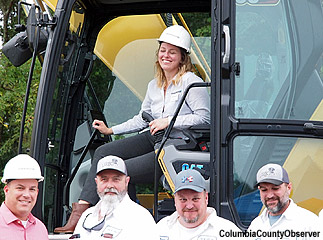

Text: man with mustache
xmin=248 ymin=163 xmax=320 ymax=239
xmin=0 ymin=154 xmax=48 ymax=240
xmin=157 ymin=169 xmax=241 ymax=239
xmin=71 ymin=155 xmax=158 ymax=239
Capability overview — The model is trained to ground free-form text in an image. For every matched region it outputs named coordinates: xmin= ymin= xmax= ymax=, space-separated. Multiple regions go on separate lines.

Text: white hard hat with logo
xmin=158 ymin=25 xmax=191 ymax=53
xmin=1 ymin=154 xmax=44 ymax=184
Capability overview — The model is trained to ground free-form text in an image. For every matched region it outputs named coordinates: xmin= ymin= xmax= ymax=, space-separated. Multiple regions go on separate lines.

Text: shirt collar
xmin=205 ymin=207 xmax=218 ymax=228
xmin=0 ymin=202 xmax=36 ymax=225
xmin=260 ymin=198 xmax=296 ymax=222
xmin=166 ymin=206 xmax=216 ymax=228
xmin=111 ymin=194 xmax=131 ymax=218
xmin=93 ymin=193 xmax=131 ymax=217
xmin=95 ymin=193 xmax=132 ymax=221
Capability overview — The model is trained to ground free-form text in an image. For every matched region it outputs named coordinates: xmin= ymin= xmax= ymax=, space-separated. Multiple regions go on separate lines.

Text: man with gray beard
xmin=71 ymin=155 xmax=158 ymax=239
xmin=157 ymin=169 xmax=241 ymax=240
xmin=248 ymin=163 xmax=320 ymax=239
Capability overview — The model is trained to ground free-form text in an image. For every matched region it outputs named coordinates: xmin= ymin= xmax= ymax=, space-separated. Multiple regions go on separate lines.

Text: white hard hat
xmin=1 ymin=154 xmax=44 ymax=184
xmin=158 ymin=25 xmax=191 ymax=53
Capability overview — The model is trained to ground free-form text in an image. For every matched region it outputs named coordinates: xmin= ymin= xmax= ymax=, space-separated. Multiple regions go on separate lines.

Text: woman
xmin=54 ymin=25 xmax=210 ymax=233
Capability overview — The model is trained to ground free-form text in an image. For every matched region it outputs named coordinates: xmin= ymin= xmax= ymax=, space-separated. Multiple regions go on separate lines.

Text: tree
xmin=0 ymin=0 xmax=41 ymax=201
xmin=0 ymin=0 xmax=19 ymax=43
xmin=0 ymin=53 xmax=41 ymax=200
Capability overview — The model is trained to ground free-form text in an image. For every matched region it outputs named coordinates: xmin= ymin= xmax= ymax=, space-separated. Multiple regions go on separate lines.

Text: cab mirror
xmin=2 ymin=4 xmax=48 ymax=67
xmin=2 ymin=31 xmax=33 ymax=67
xmin=26 ymin=4 xmax=48 ymax=53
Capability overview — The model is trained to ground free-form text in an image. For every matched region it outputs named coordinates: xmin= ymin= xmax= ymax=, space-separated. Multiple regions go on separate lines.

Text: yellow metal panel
xmin=284 ymin=139 xmax=323 ymax=214
xmin=283 ymin=100 xmax=323 ymax=215
xmin=43 ymin=0 xmax=56 ymax=10
xmin=94 ymin=15 xmax=166 ymax=100
xmin=43 ymin=0 xmax=84 ymax=34
xmin=157 ymin=148 xmax=175 ymax=192
xmin=309 ymin=99 xmax=323 ymax=121
xmin=137 ymin=193 xmax=172 ymax=209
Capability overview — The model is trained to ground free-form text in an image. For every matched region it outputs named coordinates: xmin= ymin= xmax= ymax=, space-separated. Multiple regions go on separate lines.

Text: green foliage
xmin=136 ymin=183 xmax=155 ymax=194
xmin=88 ymin=58 xmax=116 ymax=108
xmin=0 ymin=52 xmax=41 ymax=202
xmin=136 ymin=183 xmax=164 ymax=194
xmin=0 ymin=0 xmax=20 ymax=43
xmin=180 ymin=13 xmax=211 ymax=37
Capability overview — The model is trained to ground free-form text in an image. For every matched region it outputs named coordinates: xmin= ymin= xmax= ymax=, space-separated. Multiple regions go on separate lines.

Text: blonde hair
xmin=155 ymin=46 xmax=194 ymax=88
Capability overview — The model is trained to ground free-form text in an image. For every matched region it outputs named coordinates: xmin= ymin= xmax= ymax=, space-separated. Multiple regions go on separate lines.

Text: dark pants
xmin=79 ymin=131 xmax=162 ymax=204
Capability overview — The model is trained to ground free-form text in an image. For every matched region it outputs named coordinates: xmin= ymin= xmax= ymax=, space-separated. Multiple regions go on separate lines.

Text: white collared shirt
xmin=73 ymin=194 xmax=158 ymax=240
xmin=319 ymin=209 xmax=323 ymax=235
xmin=112 ymin=72 xmax=210 ymax=138
xmin=248 ymin=199 xmax=321 ymax=239
xmin=157 ymin=207 xmax=242 ymax=240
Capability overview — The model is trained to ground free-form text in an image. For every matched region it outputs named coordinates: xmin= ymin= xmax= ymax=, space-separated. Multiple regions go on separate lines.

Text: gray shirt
xmin=112 ymin=71 xmax=210 ymax=138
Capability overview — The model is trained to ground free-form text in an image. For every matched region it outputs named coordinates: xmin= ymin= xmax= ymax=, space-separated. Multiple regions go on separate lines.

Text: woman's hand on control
xmin=149 ymin=118 xmax=168 ymax=135
xmin=92 ymin=120 xmax=113 ymax=135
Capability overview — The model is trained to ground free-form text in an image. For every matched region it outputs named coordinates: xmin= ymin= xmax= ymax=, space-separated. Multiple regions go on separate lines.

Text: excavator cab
xmin=4 ymin=0 xmax=323 ymax=237
xmin=30 ymin=7 xmax=213 ymax=232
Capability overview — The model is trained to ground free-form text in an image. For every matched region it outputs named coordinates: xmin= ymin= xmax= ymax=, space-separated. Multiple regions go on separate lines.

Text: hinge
xmin=233 ymin=62 xmax=240 ymax=76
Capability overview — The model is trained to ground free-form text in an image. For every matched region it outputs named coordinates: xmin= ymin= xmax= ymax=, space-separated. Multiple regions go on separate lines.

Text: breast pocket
xmin=170 ymin=90 xmax=182 ymax=102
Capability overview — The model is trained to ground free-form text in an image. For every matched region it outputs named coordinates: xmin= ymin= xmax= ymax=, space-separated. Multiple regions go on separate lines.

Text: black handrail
xmin=18 ymin=4 xmax=41 ymax=153
xmin=153 ymin=81 xmax=211 ymax=221
xmin=62 ymin=129 xmax=98 ymax=206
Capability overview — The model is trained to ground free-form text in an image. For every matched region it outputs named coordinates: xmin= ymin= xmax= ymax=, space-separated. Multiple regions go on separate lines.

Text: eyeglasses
xmin=82 ymin=213 xmax=106 ymax=232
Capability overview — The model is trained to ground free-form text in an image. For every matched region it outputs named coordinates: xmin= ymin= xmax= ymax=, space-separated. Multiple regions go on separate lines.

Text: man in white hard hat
xmin=0 ymin=154 xmax=48 ymax=240
xmin=71 ymin=155 xmax=158 ymax=239
xmin=248 ymin=163 xmax=320 ymax=239
xmin=157 ymin=169 xmax=242 ymax=240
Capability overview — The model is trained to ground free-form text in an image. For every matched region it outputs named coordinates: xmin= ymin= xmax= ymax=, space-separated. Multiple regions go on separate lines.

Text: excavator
xmin=2 ymin=0 xmax=323 ymax=239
